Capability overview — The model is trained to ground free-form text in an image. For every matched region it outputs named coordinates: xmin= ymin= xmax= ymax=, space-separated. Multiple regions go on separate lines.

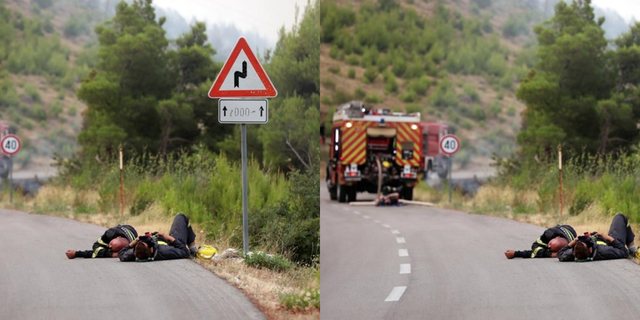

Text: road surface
xmin=0 ymin=209 xmax=264 ymax=320
xmin=320 ymin=184 xmax=640 ymax=319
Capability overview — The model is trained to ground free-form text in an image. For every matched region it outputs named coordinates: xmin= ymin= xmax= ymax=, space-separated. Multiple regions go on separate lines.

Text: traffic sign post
xmin=439 ymin=134 xmax=460 ymax=203
xmin=209 ymin=37 xmax=277 ymax=256
xmin=1 ymin=134 xmax=21 ymax=204
xmin=219 ymin=99 xmax=268 ymax=124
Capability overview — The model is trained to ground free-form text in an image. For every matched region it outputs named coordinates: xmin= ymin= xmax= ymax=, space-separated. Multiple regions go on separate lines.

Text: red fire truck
xmin=326 ymin=101 xmax=423 ymax=203
xmin=421 ymin=122 xmax=451 ymax=179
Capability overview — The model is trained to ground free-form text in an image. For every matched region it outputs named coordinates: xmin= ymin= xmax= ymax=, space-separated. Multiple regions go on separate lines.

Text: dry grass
xmin=11 ymin=185 xmax=319 ymax=320
xmin=200 ymin=258 xmax=319 ymax=320
xmin=456 ymin=184 xmax=639 ymax=260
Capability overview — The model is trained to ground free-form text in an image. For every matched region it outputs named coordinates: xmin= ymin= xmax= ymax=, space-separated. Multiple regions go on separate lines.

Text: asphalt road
xmin=0 ymin=209 xmax=264 ymax=320
xmin=320 ymin=184 xmax=640 ymax=320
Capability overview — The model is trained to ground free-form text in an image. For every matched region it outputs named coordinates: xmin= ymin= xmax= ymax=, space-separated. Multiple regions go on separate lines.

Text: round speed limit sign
xmin=1 ymin=134 xmax=21 ymax=156
xmin=439 ymin=134 xmax=460 ymax=156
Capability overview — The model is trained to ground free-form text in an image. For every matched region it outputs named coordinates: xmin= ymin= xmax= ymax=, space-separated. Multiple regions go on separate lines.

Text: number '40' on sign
xmin=1 ymin=134 xmax=21 ymax=156
xmin=439 ymin=134 xmax=460 ymax=156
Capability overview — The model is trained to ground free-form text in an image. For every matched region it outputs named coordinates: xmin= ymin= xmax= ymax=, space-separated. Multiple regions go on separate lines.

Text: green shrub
xmin=363 ymin=67 xmax=377 ymax=83
xmin=384 ymin=72 xmax=398 ymax=93
xmin=347 ymin=68 xmax=356 ymax=79
xmin=365 ymin=94 xmax=382 ymax=104
xmin=354 ymin=87 xmax=366 ymax=100
xmin=400 ymin=90 xmax=417 ymax=103
xmin=244 ymin=251 xmax=293 ymax=272
xmin=280 ymin=288 xmax=320 ymax=311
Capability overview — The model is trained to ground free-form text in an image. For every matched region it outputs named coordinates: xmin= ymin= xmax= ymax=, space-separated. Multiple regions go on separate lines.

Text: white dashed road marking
xmin=385 ymin=286 xmax=407 ymax=302
xmin=398 ymin=249 xmax=409 ymax=257
xmin=391 ymin=230 xmax=400 ymax=234
xmin=396 ymin=237 xmax=406 ymax=244
xmin=363 ymin=215 xmax=371 ymax=219
xmin=382 ymin=224 xmax=390 ymax=228
xmin=400 ymin=264 xmax=411 ymax=274
xmin=374 ymin=220 xmax=381 ymax=224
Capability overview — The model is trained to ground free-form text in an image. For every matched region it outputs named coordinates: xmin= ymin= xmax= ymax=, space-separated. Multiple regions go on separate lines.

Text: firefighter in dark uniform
xmin=119 ymin=213 xmax=196 ymax=262
xmin=558 ymin=213 xmax=636 ymax=262
xmin=65 ymin=224 xmax=138 ymax=259
xmin=505 ymin=224 xmax=577 ymax=259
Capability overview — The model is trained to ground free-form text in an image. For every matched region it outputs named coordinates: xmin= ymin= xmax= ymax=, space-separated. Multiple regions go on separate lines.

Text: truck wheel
xmin=402 ymin=187 xmax=413 ymax=201
xmin=338 ymin=185 xmax=348 ymax=203
xmin=348 ymin=188 xmax=357 ymax=202
xmin=329 ymin=184 xmax=337 ymax=200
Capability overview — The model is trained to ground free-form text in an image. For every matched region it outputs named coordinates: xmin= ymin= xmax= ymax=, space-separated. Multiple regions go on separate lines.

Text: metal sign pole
xmin=8 ymin=157 xmax=12 ymax=204
xmin=119 ymin=145 xmax=124 ymax=222
xmin=448 ymin=156 xmax=452 ymax=203
xmin=241 ymin=124 xmax=249 ymax=255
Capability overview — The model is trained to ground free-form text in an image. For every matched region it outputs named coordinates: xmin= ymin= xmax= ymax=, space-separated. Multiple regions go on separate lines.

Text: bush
xmin=384 ymin=72 xmax=398 ymax=93
xmin=280 ymin=289 xmax=320 ymax=311
xmin=363 ymin=67 xmax=377 ymax=83
xmin=347 ymin=68 xmax=356 ymax=79
xmin=244 ymin=251 xmax=293 ymax=272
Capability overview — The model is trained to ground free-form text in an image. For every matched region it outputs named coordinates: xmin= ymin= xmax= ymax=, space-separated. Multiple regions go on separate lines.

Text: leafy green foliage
xmin=280 ymin=288 xmax=320 ymax=311
xmin=244 ymin=251 xmax=293 ymax=272
xmin=516 ymin=0 xmax=640 ymax=168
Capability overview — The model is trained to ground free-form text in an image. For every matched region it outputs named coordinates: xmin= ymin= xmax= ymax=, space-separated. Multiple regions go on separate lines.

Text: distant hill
xmin=320 ymin=0 xmax=634 ymax=170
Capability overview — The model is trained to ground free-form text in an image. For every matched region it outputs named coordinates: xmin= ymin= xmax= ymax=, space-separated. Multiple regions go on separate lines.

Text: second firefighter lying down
xmin=558 ymin=213 xmax=637 ymax=262
xmin=119 ymin=213 xmax=196 ymax=262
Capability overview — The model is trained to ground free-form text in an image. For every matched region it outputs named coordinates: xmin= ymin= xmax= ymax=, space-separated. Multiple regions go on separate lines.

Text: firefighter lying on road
xmin=119 ymin=213 xmax=196 ymax=262
xmin=558 ymin=213 xmax=637 ymax=262
xmin=504 ymin=224 xmax=577 ymax=259
xmin=65 ymin=224 xmax=138 ymax=259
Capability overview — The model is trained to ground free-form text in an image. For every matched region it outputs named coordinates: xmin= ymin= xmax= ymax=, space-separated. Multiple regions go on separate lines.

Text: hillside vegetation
xmin=320 ymin=0 xmax=549 ymax=168
xmin=0 ymin=0 xmax=107 ymax=170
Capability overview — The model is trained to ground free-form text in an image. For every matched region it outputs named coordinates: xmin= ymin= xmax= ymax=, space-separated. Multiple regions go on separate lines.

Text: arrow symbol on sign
xmin=260 ymin=106 xmax=264 ymax=117
xmin=234 ymin=61 xmax=247 ymax=88
xmin=223 ymin=106 xmax=227 ymax=116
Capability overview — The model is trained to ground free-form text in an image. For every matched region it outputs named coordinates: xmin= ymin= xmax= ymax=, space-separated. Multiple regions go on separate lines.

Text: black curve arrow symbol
xmin=260 ymin=106 xmax=264 ymax=117
xmin=234 ymin=61 xmax=247 ymax=88
xmin=222 ymin=106 xmax=227 ymax=116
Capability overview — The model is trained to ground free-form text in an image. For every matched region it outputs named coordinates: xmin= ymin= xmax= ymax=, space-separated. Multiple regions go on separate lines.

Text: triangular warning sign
xmin=208 ymin=37 xmax=277 ymax=98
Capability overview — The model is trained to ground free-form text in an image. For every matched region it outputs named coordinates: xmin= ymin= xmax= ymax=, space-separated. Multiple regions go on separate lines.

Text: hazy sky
xmin=153 ymin=0 xmax=309 ymax=46
xmin=593 ymin=0 xmax=640 ymax=22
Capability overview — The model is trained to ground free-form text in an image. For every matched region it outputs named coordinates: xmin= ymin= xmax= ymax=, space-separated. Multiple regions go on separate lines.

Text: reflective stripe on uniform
xmin=596 ymin=240 xmax=607 ymax=246
xmin=92 ymin=247 xmax=104 ymax=258
xmin=560 ymin=227 xmax=575 ymax=241
xmin=158 ymin=241 xmax=168 ymax=246
xmin=532 ymin=247 xmax=543 ymax=258
xmin=97 ymin=237 xmax=108 ymax=246
xmin=121 ymin=227 xmax=136 ymax=242
xmin=535 ymin=238 xmax=547 ymax=247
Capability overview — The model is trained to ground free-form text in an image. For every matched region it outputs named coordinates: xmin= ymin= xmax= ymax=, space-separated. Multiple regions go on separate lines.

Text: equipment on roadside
xmin=196 ymin=245 xmax=218 ymax=259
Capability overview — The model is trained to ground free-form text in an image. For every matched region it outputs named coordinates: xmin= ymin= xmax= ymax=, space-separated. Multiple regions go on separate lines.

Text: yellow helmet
xmin=196 ymin=245 xmax=218 ymax=259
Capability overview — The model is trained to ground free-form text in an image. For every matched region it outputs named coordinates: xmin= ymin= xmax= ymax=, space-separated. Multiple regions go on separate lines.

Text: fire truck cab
xmin=421 ymin=122 xmax=451 ymax=179
xmin=326 ymin=101 xmax=423 ymax=203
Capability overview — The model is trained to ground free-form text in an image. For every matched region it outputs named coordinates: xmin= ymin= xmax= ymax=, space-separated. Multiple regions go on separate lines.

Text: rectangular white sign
xmin=218 ymin=99 xmax=268 ymax=124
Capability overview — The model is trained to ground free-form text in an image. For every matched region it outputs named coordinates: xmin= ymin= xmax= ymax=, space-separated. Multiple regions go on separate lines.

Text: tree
xmin=261 ymin=0 xmax=319 ymax=171
xmin=78 ymin=1 xmax=225 ymax=159
xmin=79 ymin=0 xmax=171 ymax=158
xmin=516 ymin=0 xmax=615 ymax=162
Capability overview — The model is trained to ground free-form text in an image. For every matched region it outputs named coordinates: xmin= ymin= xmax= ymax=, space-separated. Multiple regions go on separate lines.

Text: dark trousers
xmin=608 ymin=213 xmax=635 ymax=246
xmin=169 ymin=213 xmax=196 ymax=245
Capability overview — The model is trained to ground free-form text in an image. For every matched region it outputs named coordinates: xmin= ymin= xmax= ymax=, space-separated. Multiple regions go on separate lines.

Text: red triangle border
xmin=208 ymin=37 xmax=277 ymax=98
